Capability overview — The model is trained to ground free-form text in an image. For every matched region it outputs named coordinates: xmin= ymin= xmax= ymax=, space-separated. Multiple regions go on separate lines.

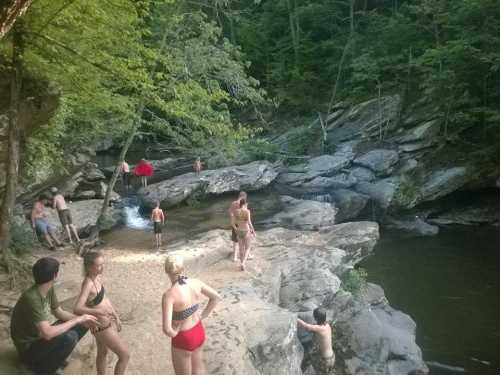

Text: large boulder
xmin=418 ymin=167 xmax=468 ymax=204
xmin=260 ymin=196 xmax=336 ymax=230
xmin=354 ymin=149 xmax=399 ymax=177
xmin=301 ymin=173 xmax=357 ymax=192
xmin=330 ymin=285 xmax=428 ymax=375
xmin=397 ymin=120 xmax=440 ymax=144
xmin=330 ymin=189 xmax=370 ymax=222
xmin=139 ymin=161 xmax=278 ymax=209
xmin=355 ymin=178 xmax=400 ymax=210
xmin=45 ymin=199 xmax=123 ymax=237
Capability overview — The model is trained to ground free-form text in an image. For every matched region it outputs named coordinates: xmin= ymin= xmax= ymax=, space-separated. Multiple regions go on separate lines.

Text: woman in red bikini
xmin=162 ymin=255 xmax=221 ymax=375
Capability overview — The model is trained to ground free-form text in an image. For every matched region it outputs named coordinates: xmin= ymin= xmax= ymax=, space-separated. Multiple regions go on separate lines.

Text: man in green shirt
xmin=10 ymin=257 xmax=97 ymax=374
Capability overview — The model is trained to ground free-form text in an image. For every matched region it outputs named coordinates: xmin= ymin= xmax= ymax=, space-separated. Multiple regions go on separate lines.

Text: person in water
xmin=297 ymin=308 xmax=335 ymax=374
xmin=51 ymin=187 xmax=80 ymax=244
xmin=232 ymin=198 xmax=255 ymax=271
xmin=10 ymin=257 xmax=97 ymax=375
xmin=120 ymin=160 xmax=132 ymax=192
xmin=193 ymin=157 xmax=202 ymax=176
xmin=74 ymin=252 xmax=130 ymax=375
xmin=31 ymin=195 xmax=63 ymax=250
xmin=162 ymin=254 xmax=221 ymax=375
xmin=151 ymin=201 xmax=166 ymax=249
xmin=228 ymin=191 xmax=247 ymax=262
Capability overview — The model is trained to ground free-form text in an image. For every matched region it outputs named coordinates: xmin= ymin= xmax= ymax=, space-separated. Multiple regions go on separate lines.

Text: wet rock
xmin=427 ymin=206 xmax=500 ymax=226
xmin=355 ymin=178 xmax=400 ymax=210
xmin=330 ymin=189 xmax=370 ymax=223
xmin=354 ymin=149 xmax=399 ymax=177
xmin=384 ymin=216 xmax=439 ymax=236
xmin=348 ymin=166 xmax=376 ymax=183
xmin=397 ymin=120 xmax=440 ymax=144
xmin=260 ymin=196 xmax=336 ymax=231
xmin=419 ymin=167 xmax=468 ymax=204
xmin=301 ymin=174 xmax=357 ymax=192
xmin=138 ymin=161 xmax=278 ymax=209
xmin=306 ymin=154 xmax=352 ymax=177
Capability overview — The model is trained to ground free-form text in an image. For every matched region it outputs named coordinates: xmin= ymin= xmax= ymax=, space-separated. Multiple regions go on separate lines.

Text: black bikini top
xmin=171 ymin=275 xmax=199 ymax=321
xmin=87 ymin=280 xmax=105 ymax=307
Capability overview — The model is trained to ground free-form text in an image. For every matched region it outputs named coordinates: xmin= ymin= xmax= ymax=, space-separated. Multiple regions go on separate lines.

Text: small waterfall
xmin=301 ymin=193 xmax=333 ymax=203
xmin=121 ymin=196 xmax=151 ymax=230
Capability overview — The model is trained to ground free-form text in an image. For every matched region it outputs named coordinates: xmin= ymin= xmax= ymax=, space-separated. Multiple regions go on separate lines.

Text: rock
xmin=329 ymin=285 xmax=428 ymax=375
xmin=348 ymin=166 xmax=376 ymax=183
xmin=355 ymin=178 xmax=400 ymax=210
xmin=398 ymin=142 xmax=434 ymax=153
xmin=384 ymin=216 xmax=439 ymax=236
xmin=139 ymin=161 xmax=278 ymax=209
xmin=419 ymin=167 xmax=468 ymax=203
xmin=397 ymin=120 xmax=440 ymax=143
xmin=306 ymin=154 xmax=352 ymax=177
xmin=45 ymin=199 xmax=123 ymax=237
xmin=327 ymin=95 xmax=401 ymax=143
xmin=82 ymin=163 xmax=105 ymax=181
xmin=301 ymin=173 xmax=357 ymax=191
xmin=354 ymin=149 xmax=399 ymax=176
xmin=260 ymin=196 xmax=336 ymax=230
xmin=399 ymin=159 xmax=418 ymax=174
xmin=427 ymin=206 xmax=500 ymax=226
xmin=330 ymin=189 xmax=370 ymax=222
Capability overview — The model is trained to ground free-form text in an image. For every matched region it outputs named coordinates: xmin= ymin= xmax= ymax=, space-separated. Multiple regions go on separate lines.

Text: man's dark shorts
xmin=58 ymin=209 xmax=72 ymax=226
xmin=154 ymin=222 xmax=162 ymax=234
xmin=231 ymin=226 xmax=238 ymax=243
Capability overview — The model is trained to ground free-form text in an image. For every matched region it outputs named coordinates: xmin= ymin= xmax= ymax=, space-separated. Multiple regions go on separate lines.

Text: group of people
xmin=30 ymin=188 xmax=80 ymax=249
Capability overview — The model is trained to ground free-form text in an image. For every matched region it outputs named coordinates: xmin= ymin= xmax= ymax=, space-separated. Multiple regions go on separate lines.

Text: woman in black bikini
xmin=232 ymin=198 xmax=255 ymax=271
xmin=162 ymin=254 xmax=221 ymax=375
xmin=74 ymin=252 xmax=130 ymax=375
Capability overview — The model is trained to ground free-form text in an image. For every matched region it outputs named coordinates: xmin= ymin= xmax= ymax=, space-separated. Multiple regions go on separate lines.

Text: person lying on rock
xmin=31 ymin=195 xmax=64 ymax=250
xmin=297 ymin=307 xmax=335 ymax=374
xmin=162 ymin=254 xmax=221 ymax=375
xmin=10 ymin=257 xmax=97 ymax=375
xmin=51 ymin=187 xmax=80 ymax=244
xmin=74 ymin=251 xmax=130 ymax=375
xmin=151 ymin=200 xmax=166 ymax=249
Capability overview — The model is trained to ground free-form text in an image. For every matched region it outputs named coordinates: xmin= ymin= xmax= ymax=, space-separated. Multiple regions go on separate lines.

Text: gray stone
xmin=306 ymin=154 xmax=351 ymax=177
xmin=260 ymin=196 xmax=336 ymax=230
xmin=354 ymin=149 xmax=399 ymax=176
xmin=330 ymin=189 xmax=370 ymax=222
xmin=355 ymin=178 xmax=399 ymax=210
xmin=420 ymin=167 xmax=468 ymax=203
xmin=384 ymin=216 xmax=439 ymax=236
xmin=139 ymin=161 xmax=278 ymax=209
xmin=427 ymin=206 xmax=500 ymax=226
xmin=327 ymin=95 xmax=401 ymax=143
xmin=348 ymin=166 xmax=376 ymax=183
xmin=397 ymin=120 xmax=440 ymax=143
xmin=398 ymin=142 xmax=434 ymax=153
xmin=399 ymin=159 xmax=418 ymax=174
xmin=302 ymin=173 xmax=357 ymax=191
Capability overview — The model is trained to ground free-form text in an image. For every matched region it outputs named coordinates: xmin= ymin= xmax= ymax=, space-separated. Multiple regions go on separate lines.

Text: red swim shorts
xmin=172 ymin=320 xmax=205 ymax=352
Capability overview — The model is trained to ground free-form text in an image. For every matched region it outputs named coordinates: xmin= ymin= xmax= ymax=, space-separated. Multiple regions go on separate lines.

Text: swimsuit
xmin=237 ymin=229 xmax=248 ymax=239
xmin=154 ymin=221 xmax=162 ymax=234
xmin=170 ymin=276 xmax=206 ymax=352
xmin=57 ymin=209 xmax=72 ymax=226
xmin=34 ymin=218 xmax=54 ymax=234
xmin=86 ymin=280 xmax=114 ymax=334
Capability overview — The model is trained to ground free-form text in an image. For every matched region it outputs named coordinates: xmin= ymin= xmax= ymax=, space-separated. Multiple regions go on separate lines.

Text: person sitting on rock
xmin=74 ymin=251 xmax=130 ymax=375
xmin=10 ymin=257 xmax=97 ymax=375
xmin=162 ymin=254 xmax=221 ymax=375
xmin=297 ymin=307 xmax=335 ymax=374
xmin=51 ymin=187 xmax=80 ymax=244
xmin=151 ymin=201 xmax=166 ymax=249
xmin=31 ymin=195 xmax=63 ymax=250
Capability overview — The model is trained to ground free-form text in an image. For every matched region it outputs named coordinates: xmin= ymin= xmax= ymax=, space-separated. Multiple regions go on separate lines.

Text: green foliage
xmin=286 ymin=126 xmax=320 ymax=156
xmin=240 ymin=138 xmax=280 ymax=162
xmin=341 ymin=268 xmax=368 ymax=297
xmin=8 ymin=219 xmax=36 ymax=256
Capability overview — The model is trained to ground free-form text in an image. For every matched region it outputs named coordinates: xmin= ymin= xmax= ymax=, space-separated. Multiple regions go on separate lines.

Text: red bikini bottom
xmin=172 ymin=320 xmax=205 ymax=351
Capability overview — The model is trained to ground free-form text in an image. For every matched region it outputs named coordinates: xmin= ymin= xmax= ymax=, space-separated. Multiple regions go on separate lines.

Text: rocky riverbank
xmin=0 ymin=221 xmax=427 ymax=375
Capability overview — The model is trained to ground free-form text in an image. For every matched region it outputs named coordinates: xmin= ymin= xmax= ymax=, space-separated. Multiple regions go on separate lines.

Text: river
xmin=363 ymin=227 xmax=500 ymax=375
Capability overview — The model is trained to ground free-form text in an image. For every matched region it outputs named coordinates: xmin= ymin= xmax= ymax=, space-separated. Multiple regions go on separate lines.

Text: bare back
xmin=166 ymin=278 xmax=204 ymax=331
xmin=151 ymin=208 xmax=164 ymax=222
xmin=315 ymin=324 xmax=334 ymax=358
xmin=53 ymin=194 xmax=68 ymax=211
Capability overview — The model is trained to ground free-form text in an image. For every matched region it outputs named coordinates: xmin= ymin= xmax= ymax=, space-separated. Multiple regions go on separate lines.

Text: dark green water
xmin=363 ymin=226 xmax=500 ymax=374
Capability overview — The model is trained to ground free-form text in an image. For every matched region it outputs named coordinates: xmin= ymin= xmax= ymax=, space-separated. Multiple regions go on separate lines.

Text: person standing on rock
xmin=297 ymin=308 xmax=335 ymax=374
xmin=51 ymin=187 xmax=80 ymax=244
xmin=162 ymin=254 xmax=221 ymax=375
xmin=193 ymin=157 xmax=202 ymax=176
xmin=31 ymin=195 xmax=64 ymax=250
xmin=228 ymin=191 xmax=247 ymax=262
xmin=151 ymin=201 xmax=166 ymax=249
xmin=134 ymin=158 xmax=154 ymax=187
xmin=120 ymin=160 xmax=132 ymax=192
xmin=232 ymin=198 xmax=255 ymax=271
xmin=74 ymin=252 xmax=130 ymax=375
xmin=10 ymin=257 xmax=98 ymax=375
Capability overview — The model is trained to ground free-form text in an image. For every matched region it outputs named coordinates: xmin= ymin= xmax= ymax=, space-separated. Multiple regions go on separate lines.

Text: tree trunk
xmin=285 ymin=0 xmax=299 ymax=67
xmin=0 ymin=0 xmax=32 ymax=39
xmin=0 ymin=24 xmax=22 ymax=255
